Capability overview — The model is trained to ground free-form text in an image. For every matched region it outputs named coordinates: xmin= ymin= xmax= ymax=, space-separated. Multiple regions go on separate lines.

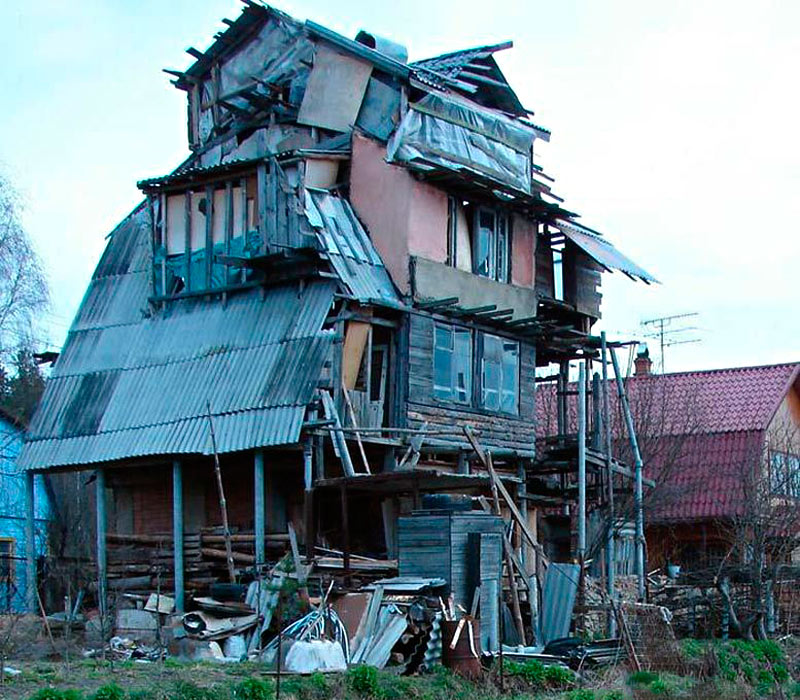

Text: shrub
xmin=29 ymin=691 xmax=83 ymax=700
xmin=234 ymin=677 xmax=273 ymax=700
xmin=348 ymin=665 xmax=383 ymax=698
xmin=568 ymin=690 xmax=595 ymax=700
xmin=172 ymin=681 xmax=216 ymax=700
xmin=91 ymin=685 xmax=125 ymax=700
xmin=601 ymin=691 xmax=625 ymax=700
xmin=628 ymin=670 xmax=660 ymax=686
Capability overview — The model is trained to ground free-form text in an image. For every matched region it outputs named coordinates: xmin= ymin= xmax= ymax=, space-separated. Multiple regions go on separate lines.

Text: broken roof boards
xmin=298 ymin=45 xmax=373 ymax=132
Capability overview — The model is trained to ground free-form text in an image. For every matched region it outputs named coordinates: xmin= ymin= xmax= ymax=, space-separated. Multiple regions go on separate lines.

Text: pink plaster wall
xmin=350 ymin=133 xmax=413 ymax=293
xmin=408 ymin=179 xmax=448 ymax=264
xmin=511 ymin=214 xmax=535 ymax=289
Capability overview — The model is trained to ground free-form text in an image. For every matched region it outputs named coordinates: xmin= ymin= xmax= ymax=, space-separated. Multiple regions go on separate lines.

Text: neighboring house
xmin=627 ymin=357 xmax=800 ymax=572
xmin=0 ymin=407 xmax=51 ymax=612
xmin=18 ymin=3 xmax=654 ymax=627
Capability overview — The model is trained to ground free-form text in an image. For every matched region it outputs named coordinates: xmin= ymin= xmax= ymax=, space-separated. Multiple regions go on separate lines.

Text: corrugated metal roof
xmin=305 ymin=189 xmax=401 ymax=306
xmin=554 ymin=219 xmax=658 ymax=284
xmin=21 ymin=204 xmax=337 ymax=471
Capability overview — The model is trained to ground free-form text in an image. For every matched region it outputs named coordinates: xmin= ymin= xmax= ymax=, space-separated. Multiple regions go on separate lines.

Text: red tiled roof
xmin=645 ymin=430 xmax=764 ymax=522
xmin=536 ymin=361 xmax=799 ymax=522
xmin=625 ymin=362 xmax=799 ymax=435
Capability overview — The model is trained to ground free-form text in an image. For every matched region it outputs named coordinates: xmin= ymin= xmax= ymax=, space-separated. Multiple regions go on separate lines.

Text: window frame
xmin=478 ymin=331 xmax=520 ymax=415
xmin=472 ymin=205 xmax=511 ymax=283
xmin=769 ymin=450 xmax=800 ymax=498
xmin=0 ymin=538 xmax=15 ymax=583
xmin=432 ymin=323 xmax=473 ymax=405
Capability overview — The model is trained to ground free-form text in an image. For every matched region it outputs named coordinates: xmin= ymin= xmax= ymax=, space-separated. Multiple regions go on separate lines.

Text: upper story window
xmin=770 ymin=451 xmax=800 ymax=498
xmin=152 ymin=174 xmax=260 ymax=297
xmin=433 ymin=323 xmax=472 ymax=404
xmin=432 ymin=323 xmax=520 ymax=415
xmin=480 ymin=333 xmax=519 ymax=414
xmin=473 ymin=207 xmax=510 ymax=282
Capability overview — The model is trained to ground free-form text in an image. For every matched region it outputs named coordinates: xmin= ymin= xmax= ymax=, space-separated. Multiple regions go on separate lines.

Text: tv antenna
xmin=641 ymin=312 xmax=701 ymax=372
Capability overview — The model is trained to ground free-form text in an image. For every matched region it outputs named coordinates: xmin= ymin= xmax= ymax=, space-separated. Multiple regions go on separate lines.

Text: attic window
xmin=153 ymin=174 xmax=259 ymax=297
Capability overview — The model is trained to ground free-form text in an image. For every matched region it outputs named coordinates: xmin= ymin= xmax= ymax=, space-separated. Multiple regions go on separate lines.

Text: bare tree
xmin=716 ymin=419 xmax=800 ymax=640
xmin=0 ymin=172 xmax=49 ymax=363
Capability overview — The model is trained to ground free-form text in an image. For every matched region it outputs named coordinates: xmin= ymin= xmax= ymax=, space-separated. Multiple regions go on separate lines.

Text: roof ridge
xmin=627 ymin=360 xmax=799 ymax=380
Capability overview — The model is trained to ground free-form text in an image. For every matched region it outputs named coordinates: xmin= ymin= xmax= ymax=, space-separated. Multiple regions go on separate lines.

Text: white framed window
xmin=433 ymin=324 xmax=472 ymax=404
xmin=473 ymin=207 xmax=510 ymax=282
xmin=480 ymin=332 xmax=519 ymax=414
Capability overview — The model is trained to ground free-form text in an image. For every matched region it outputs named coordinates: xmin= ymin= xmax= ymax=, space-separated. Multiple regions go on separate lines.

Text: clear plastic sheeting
xmin=387 ymin=92 xmax=536 ymax=193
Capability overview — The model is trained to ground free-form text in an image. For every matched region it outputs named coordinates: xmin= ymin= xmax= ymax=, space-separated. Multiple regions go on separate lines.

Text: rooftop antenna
xmin=641 ymin=312 xmax=701 ymax=372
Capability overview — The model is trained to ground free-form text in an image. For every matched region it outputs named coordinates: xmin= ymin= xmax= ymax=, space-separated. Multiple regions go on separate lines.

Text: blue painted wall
xmin=0 ymin=413 xmax=51 ymax=611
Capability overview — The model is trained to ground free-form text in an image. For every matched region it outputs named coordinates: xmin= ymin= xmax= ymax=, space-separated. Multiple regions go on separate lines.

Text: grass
xmin=0 ymin=638 xmax=796 ymax=700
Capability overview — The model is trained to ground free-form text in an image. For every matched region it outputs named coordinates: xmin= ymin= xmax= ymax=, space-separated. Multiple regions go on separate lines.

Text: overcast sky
xmin=1 ymin=0 xmax=797 ymax=373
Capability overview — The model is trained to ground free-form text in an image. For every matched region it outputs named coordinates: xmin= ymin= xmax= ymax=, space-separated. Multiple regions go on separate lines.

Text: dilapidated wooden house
xmin=18 ymin=3 xmax=656 ymax=642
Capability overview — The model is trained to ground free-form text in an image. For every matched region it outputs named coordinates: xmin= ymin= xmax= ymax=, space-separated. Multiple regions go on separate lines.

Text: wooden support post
xmin=254 ymin=451 xmax=266 ymax=569
xmin=206 ymin=401 xmax=236 ymax=582
xmin=577 ymin=361 xmax=587 ymax=560
xmin=303 ymin=439 xmax=315 ymax=563
xmin=609 ymin=348 xmax=646 ymax=601
xmin=172 ymin=461 xmax=185 ymax=613
xmin=464 ymin=427 xmax=548 ymax=570
xmin=340 ymin=483 xmax=351 ymax=585
xmin=95 ymin=469 xmax=108 ymax=618
xmin=24 ymin=471 xmax=36 ymax=614
xmin=601 ymin=332 xmax=616 ymax=636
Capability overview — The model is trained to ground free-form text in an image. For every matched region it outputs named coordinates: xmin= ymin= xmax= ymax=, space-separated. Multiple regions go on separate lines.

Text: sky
xmin=1 ymin=0 xmax=798 ymax=373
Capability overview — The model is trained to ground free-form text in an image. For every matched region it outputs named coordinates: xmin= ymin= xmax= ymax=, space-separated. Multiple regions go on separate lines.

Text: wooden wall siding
xmin=563 ymin=244 xmax=602 ymax=320
xmin=398 ymin=512 xmax=504 ymax=647
xmin=406 ymin=313 xmax=537 ymax=451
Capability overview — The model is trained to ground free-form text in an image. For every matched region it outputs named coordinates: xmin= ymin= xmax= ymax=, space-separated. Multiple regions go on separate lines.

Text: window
xmin=473 ymin=207 xmax=510 ymax=282
xmin=154 ymin=174 xmax=259 ymax=297
xmin=770 ymin=451 xmax=800 ymax=498
xmin=552 ymin=244 xmax=564 ymax=301
xmin=433 ymin=324 xmax=472 ymax=403
xmin=446 ymin=196 xmax=458 ymax=267
xmin=0 ymin=539 xmax=14 ymax=584
xmin=480 ymin=332 xmax=519 ymax=414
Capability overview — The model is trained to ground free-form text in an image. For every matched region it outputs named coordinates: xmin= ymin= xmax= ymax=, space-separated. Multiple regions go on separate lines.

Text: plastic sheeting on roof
xmin=304 ymin=189 xmax=400 ymax=306
xmin=386 ymin=92 xmax=537 ymax=194
xmin=554 ymin=219 xmax=658 ymax=284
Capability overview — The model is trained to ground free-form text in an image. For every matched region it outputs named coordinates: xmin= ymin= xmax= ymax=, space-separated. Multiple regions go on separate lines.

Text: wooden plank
xmin=466 ymin=427 xmax=548 ymax=567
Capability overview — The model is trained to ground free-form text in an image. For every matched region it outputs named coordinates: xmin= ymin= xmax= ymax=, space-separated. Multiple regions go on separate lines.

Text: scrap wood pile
xmin=175 ymin=566 xmax=450 ymax=672
xmin=105 ymin=530 xmax=397 ymax=597
xmin=649 ymin=567 xmax=800 ymax=637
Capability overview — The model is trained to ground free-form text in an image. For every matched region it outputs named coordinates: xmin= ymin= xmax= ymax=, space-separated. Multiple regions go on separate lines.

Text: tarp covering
xmin=555 ymin=219 xmax=659 ymax=284
xmin=387 ymin=92 xmax=536 ymax=193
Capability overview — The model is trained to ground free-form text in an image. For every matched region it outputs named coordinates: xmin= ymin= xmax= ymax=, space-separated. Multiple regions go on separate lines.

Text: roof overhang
xmin=554 ymin=219 xmax=659 ymax=284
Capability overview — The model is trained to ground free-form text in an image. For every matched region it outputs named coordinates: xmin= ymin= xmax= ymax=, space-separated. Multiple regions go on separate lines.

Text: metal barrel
xmin=441 ymin=618 xmax=482 ymax=679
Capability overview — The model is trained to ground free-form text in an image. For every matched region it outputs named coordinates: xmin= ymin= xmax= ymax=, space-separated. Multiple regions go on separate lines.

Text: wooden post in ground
xmin=206 ymin=401 xmax=236 ymax=582
xmin=95 ymin=468 xmax=108 ymax=618
xmin=172 ymin=460 xmax=185 ymax=613
xmin=254 ymin=450 xmax=266 ymax=569
xmin=24 ymin=471 xmax=36 ymax=614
